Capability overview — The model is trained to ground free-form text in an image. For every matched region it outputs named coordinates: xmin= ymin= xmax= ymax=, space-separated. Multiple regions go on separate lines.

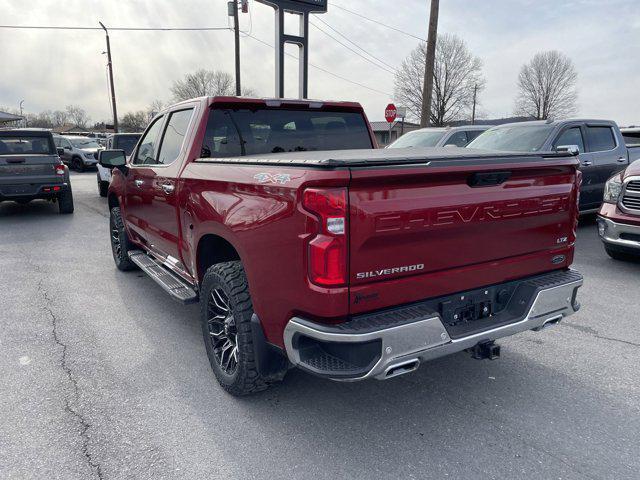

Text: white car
xmin=97 ymin=133 xmax=142 ymax=197
xmin=387 ymin=125 xmax=490 ymax=149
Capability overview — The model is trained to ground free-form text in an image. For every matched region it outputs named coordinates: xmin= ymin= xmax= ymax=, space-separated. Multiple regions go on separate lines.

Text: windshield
xmin=115 ymin=135 xmax=141 ymax=156
xmin=201 ymin=108 xmax=372 ymax=157
xmin=388 ymin=129 xmax=445 ymax=148
xmin=70 ymin=138 xmax=101 ymax=149
xmin=467 ymin=125 xmax=554 ymax=152
xmin=0 ymin=135 xmax=54 ymax=155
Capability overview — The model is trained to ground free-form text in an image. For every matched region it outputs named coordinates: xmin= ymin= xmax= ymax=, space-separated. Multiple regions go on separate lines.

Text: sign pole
xmin=256 ymin=0 xmax=328 ymax=99
xmin=385 ymin=103 xmax=398 ymax=146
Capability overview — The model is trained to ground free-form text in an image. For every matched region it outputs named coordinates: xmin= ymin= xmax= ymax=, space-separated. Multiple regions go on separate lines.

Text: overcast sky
xmin=1 ymin=0 xmax=638 ymax=125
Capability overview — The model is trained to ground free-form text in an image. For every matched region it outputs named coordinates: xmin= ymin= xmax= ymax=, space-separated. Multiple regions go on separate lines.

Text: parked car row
xmin=389 ymin=119 xmax=640 ymax=215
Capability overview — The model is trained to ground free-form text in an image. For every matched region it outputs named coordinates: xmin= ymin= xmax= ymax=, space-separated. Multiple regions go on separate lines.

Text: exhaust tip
xmin=384 ymin=359 xmax=420 ymax=379
xmin=533 ymin=314 xmax=563 ymax=332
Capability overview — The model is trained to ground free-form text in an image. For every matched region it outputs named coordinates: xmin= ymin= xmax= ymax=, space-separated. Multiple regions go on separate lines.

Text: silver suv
xmin=387 ymin=125 xmax=489 ymax=149
xmin=53 ymin=135 xmax=102 ymax=172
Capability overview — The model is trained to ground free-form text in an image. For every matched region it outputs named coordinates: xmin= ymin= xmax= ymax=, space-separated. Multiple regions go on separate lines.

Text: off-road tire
xmin=58 ymin=187 xmax=74 ymax=214
xmin=72 ymin=156 xmax=85 ymax=172
xmin=98 ymin=174 xmax=108 ymax=197
xmin=109 ymin=206 xmax=137 ymax=271
xmin=200 ymin=261 xmax=277 ymax=396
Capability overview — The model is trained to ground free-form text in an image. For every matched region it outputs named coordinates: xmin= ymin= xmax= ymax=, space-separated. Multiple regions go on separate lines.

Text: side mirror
xmin=99 ymin=149 xmax=127 ymax=169
xmin=556 ymin=144 xmax=580 ymax=156
xmin=56 ymin=147 xmax=65 ymax=156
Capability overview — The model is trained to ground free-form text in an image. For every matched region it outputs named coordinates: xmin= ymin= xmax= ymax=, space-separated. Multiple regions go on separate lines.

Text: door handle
xmin=134 ymin=179 xmax=144 ymax=187
xmin=581 ymin=160 xmax=592 ymax=167
xmin=161 ymin=183 xmax=175 ymax=194
xmin=617 ymin=157 xmax=627 ymax=163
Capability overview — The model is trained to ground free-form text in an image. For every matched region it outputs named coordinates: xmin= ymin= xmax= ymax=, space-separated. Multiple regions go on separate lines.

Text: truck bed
xmin=194 ymin=147 xmax=576 ymax=168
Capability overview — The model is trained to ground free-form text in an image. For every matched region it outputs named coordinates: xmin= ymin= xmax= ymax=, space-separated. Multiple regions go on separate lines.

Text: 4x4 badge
xmin=254 ymin=173 xmax=291 ymax=185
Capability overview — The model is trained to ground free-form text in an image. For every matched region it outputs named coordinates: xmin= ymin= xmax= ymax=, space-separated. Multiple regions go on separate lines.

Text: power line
xmin=244 ymin=34 xmax=393 ymax=97
xmin=312 ymin=15 xmax=397 ymax=72
xmin=330 ymin=4 xmax=426 ymax=42
xmin=0 ymin=24 xmax=230 ymax=31
xmin=0 ymin=20 xmax=395 ymax=97
xmin=309 ymin=20 xmax=395 ymax=75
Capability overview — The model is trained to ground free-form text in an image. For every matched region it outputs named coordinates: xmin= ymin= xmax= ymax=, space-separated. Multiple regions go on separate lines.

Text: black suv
xmin=0 ymin=130 xmax=74 ymax=213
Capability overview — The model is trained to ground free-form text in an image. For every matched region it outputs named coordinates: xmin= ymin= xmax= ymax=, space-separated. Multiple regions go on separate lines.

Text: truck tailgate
xmin=348 ymin=157 xmax=579 ymax=313
xmin=0 ymin=155 xmax=64 ymax=189
xmin=0 ymin=155 xmax=60 ymax=184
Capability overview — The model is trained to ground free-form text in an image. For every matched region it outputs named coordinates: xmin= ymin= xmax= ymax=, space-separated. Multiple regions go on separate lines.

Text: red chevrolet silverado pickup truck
xmin=100 ymin=96 xmax=583 ymax=395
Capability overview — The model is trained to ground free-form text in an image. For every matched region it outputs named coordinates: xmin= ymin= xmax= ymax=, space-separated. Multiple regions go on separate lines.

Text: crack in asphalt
xmin=563 ymin=322 xmax=640 ymax=348
xmin=38 ymin=280 xmax=104 ymax=480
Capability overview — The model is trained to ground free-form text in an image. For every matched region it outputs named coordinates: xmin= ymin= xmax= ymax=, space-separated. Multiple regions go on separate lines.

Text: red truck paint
xmin=108 ymin=97 xmax=581 ymax=352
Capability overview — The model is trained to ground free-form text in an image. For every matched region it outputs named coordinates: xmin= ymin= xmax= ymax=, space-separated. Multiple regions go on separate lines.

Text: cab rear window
xmin=0 ymin=135 xmax=54 ymax=155
xmin=201 ymin=108 xmax=372 ymax=157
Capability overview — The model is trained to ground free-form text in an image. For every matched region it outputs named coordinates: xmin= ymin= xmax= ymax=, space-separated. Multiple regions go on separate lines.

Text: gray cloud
xmin=0 ymin=0 xmax=638 ymax=125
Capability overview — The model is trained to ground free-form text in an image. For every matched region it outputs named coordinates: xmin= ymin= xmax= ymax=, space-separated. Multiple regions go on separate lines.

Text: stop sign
xmin=385 ymin=103 xmax=397 ymax=123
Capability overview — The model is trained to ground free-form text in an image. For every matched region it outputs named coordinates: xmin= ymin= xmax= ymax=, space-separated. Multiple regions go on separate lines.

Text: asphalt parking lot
xmin=1 ymin=171 xmax=639 ymax=480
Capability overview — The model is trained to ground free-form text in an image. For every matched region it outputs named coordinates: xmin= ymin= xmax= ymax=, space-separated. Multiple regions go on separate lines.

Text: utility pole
xmin=99 ymin=22 xmax=118 ymax=133
xmin=19 ymin=100 xmax=24 ymax=127
xmin=420 ymin=0 xmax=439 ymax=128
xmin=471 ymin=83 xmax=478 ymax=125
xmin=231 ymin=1 xmax=242 ymax=96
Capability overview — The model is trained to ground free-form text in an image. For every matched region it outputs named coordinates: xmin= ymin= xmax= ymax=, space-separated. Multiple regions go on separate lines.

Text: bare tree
xmin=395 ymin=33 xmax=485 ymax=126
xmin=52 ymin=110 xmax=68 ymax=127
xmin=170 ymin=70 xmax=235 ymax=102
xmin=147 ymin=99 xmax=165 ymax=119
xmin=514 ymin=50 xmax=578 ymax=120
xmin=25 ymin=111 xmax=54 ymax=129
xmin=65 ymin=105 xmax=90 ymax=128
xmin=170 ymin=70 xmax=257 ymax=101
xmin=120 ymin=111 xmax=149 ymax=132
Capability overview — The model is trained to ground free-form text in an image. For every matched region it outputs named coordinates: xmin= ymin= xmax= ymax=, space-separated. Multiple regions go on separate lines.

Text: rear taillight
xmin=55 ymin=163 xmax=65 ymax=176
xmin=303 ymin=188 xmax=348 ymax=287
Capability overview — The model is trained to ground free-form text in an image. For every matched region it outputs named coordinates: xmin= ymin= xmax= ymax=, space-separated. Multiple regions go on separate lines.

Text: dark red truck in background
xmin=100 ymin=96 xmax=583 ymax=395
xmin=597 ymin=159 xmax=640 ymax=259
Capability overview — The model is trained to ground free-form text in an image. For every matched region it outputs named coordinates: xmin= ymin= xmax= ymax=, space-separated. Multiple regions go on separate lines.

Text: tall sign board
xmin=254 ymin=0 xmax=328 ymax=99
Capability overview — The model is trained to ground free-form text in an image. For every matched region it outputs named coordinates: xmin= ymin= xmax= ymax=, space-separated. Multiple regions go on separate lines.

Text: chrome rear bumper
xmin=283 ymin=270 xmax=583 ymax=381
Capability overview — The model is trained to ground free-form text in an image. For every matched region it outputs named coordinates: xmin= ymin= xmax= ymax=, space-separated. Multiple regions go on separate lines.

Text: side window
xmin=554 ymin=127 xmax=585 ymax=153
xmin=53 ymin=137 xmax=61 ymax=147
xmin=133 ymin=116 xmax=164 ymax=165
xmin=585 ymin=126 xmax=616 ymax=152
xmin=201 ymin=110 xmax=242 ymax=158
xmin=466 ymin=130 xmax=483 ymax=142
xmin=445 ymin=131 xmax=468 ymax=147
xmin=157 ymin=109 xmax=194 ymax=165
